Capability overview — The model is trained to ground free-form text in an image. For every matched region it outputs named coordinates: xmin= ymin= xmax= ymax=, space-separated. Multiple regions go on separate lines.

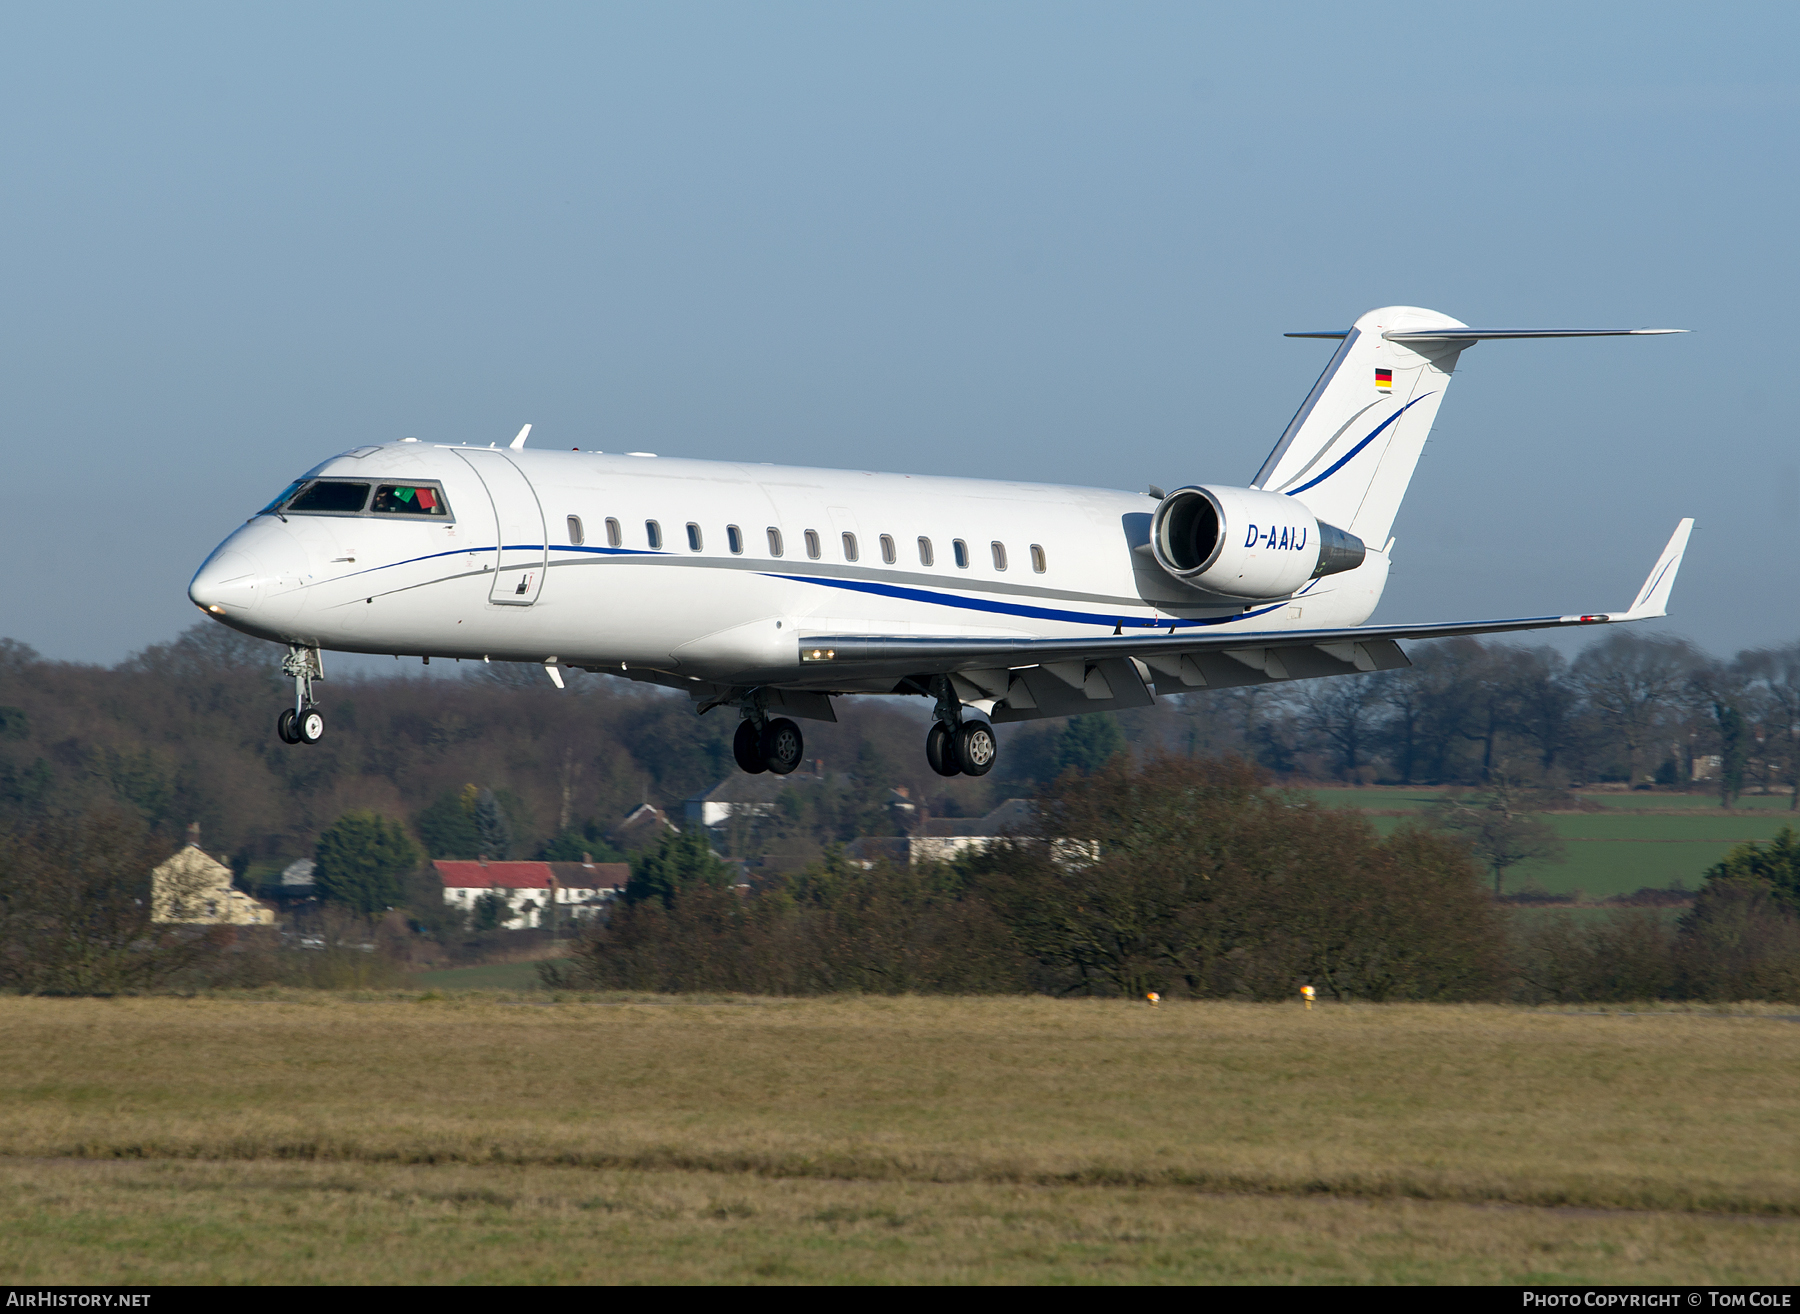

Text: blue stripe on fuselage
xmin=321 ymin=541 xmax=1306 ymax=633
xmin=764 ymin=572 xmax=1295 ymax=631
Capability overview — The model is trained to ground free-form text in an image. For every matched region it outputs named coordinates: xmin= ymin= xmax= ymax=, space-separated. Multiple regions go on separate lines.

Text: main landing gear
xmin=924 ymin=675 xmax=997 ymax=777
xmin=276 ymin=644 xmax=326 ymax=746
xmin=734 ymin=714 xmax=805 ymax=775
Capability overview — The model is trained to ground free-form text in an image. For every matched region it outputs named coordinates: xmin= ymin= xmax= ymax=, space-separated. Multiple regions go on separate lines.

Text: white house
xmin=843 ymin=800 xmax=1096 ymax=867
xmin=434 ymin=859 xmax=629 ymax=930
xmin=684 ymin=773 xmax=815 ymax=829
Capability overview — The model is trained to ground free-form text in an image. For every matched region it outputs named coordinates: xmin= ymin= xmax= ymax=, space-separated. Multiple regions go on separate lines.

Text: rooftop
xmin=434 ymin=860 xmax=630 ymax=891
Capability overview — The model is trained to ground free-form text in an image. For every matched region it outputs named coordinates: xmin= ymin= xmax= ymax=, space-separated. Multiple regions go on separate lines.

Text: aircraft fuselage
xmin=190 ymin=441 xmax=1389 ymax=692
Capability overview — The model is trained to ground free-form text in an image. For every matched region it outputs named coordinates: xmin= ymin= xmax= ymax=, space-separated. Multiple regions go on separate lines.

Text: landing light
xmin=804 ymin=648 xmax=836 ymax=662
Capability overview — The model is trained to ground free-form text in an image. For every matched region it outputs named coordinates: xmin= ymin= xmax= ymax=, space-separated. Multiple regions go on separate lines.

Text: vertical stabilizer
xmin=1252 ymin=306 xmax=1468 ymax=547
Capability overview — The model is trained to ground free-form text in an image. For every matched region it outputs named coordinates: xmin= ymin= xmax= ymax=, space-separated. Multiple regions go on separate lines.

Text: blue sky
xmin=2 ymin=3 xmax=1793 ymax=663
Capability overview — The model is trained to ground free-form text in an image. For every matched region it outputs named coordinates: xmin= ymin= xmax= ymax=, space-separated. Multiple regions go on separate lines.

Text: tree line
xmin=558 ymin=754 xmax=1800 ymax=1002
xmin=1220 ymin=630 xmax=1800 ymax=806
xmin=2 ymin=616 xmax=1799 ymax=1001
xmin=1 ymin=625 xmax=1795 ymax=898
xmin=2 ymin=748 xmax=1796 ymax=999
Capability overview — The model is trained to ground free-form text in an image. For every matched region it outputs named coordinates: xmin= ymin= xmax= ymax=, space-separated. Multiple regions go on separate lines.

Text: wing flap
xmin=801 ymin=612 xmax=1589 ymax=676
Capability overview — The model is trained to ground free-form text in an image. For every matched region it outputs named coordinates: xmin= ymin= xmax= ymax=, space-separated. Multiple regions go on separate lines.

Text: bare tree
xmin=1429 ymin=771 xmax=1567 ymax=897
xmin=1737 ymin=644 xmax=1800 ymax=810
xmin=1377 ymin=663 xmax=1432 ymax=784
xmin=1570 ymin=632 xmax=1702 ymax=785
xmin=1502 ymin=646 xmax=1579 ymax=774
xmin=1298 ymin=677 xmax=1383 ymax=779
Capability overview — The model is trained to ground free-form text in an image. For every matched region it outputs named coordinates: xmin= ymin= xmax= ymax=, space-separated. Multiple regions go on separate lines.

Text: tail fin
xmin=1252 ymin=306 xmax=1468 ymax=547
xmin=1254 ymin=308 xmax=1687 ymax=548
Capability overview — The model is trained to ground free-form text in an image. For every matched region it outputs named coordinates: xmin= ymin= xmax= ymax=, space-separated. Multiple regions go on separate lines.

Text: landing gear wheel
xmin=277 ymin=708 xmax=301 ymax=744
xmin=954 ymin=721 xmax=997 ymax=776
xmin=296 ymin=705 xmax=326 ymax=745
xmin=734 ymin=719 xmax=769 ymax=774
xmin=926 ymin=722 xmax=961 ymax=776
xmin=760 ymin=717 xmax=804 ymax=775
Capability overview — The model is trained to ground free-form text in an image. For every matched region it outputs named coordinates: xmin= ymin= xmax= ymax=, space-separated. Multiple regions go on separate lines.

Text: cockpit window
xmin=285 ymin=481 xmax=371 ymax=514
xmin=258 ymin=481 xmax=306 ymax=516
xmin=372 ymin=483 xmax=448 ymax=516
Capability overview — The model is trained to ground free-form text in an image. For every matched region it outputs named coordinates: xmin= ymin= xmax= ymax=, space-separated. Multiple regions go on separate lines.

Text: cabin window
xmin=371 ymin=483 xmax=449 ymax=517
xmin=879 ymin=534 xmax=896 ymax=565
xmin=606 ymin=518 xmax=622 ymax=547
xmin=287 ymin=481 xmax=371 ymax=514
xmin=686 ymin=522 xmax=703 ymax=552
xmin=727 ymin=525 xmax=743 ymax=554
xmin=567 ymin=515 xmax=584 ymax=546
xmin=991 ymin=541 xmax=1007 ymax=571
xmin=918 ymin=536 xmax=934 ymax=567
xmin=646 ymin=520 xmax=662 ymax=549
xmin=767 ymin=527 xmax=784 ymax=557
xmin=842 ymin=532 xmax=858 ymax=562
xmin=1030 ymin=543 xmax=1046 ymax=573
xmin=804 ymin=529 xmax=821 ymax=559
xmin=953 ymin=539 xmax=969 ymax=569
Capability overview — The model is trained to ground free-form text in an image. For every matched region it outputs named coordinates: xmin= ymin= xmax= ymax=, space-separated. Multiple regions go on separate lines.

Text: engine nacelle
xmin=1148 ymin=485 xmax=1366 ymax=599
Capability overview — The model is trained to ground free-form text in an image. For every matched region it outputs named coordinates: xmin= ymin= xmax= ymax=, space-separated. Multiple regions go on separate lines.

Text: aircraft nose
xmin=189 ymin=527 xmax=310 ymax=617
xmin=189 ymin=551 xmax=262 ymax=613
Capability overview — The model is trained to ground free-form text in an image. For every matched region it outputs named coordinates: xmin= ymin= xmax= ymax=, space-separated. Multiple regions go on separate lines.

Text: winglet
xmin=509 ymin=424 xmax=532 ymax=450
xmin=1618 ymin=518 xmax=1695 ymax=620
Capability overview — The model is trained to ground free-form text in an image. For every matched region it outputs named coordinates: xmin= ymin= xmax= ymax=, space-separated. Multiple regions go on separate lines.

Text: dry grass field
xmin=2 ymin=992 xmax=1797 ymax=1284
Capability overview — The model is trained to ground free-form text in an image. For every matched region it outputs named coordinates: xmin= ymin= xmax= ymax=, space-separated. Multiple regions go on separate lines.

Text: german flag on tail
xmin=1374 ymin=368 xmax=1392 ymax=391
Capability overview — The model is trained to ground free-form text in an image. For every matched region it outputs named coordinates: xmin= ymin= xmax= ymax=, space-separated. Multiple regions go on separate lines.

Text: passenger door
xmin=455 ymin=449 xmax=547 ymax=605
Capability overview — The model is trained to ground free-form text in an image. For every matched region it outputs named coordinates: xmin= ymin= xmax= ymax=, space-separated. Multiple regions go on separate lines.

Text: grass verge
xmin=3 ymin=994 xmax=1797 ymax=1282
xmin=5 ymin=1158 xmax=1796 ymax=1285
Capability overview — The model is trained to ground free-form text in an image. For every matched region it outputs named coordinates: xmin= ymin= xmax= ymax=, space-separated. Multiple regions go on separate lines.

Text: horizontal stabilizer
xmin=1382 ymin=327 xmax=1687 ymax=342
xmin=1283 ymin=327 xmax=1688 ymax=341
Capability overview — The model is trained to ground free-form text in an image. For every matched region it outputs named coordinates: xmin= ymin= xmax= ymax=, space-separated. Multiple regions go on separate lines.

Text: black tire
xmin=760 ymin=717 xmax=804 ymax=775
xmin=926 ymin=722 xmax=961 ymax=776
xmin=277 ymin=708 xmax=300 ymax=744
xmin=733 ymin=719 xmax=768 ymax=774
xmin=296 ymin=704 xmax=326 ymax=745
xmin=954 ymin=720 xmax=997 ymax=776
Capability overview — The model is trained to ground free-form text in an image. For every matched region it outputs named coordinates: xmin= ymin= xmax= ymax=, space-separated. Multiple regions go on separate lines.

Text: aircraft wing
xmin=794 ymin=520 xmax=1693 ymax=713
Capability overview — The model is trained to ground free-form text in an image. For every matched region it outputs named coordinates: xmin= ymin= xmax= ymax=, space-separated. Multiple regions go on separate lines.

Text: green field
xmin=1 ymin=993 xmax=1797 ymax=1284
xmin=1302 ymin=788 xmax=1799 ymax=897
xmin=1304 ymin=787 xmax=1800 ymax=812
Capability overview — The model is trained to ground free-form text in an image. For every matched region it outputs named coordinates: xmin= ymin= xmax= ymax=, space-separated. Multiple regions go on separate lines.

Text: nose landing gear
xmin=277 ymin=643 xmax=326 ymax=746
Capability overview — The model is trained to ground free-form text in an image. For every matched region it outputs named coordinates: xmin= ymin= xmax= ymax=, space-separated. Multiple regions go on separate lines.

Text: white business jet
xmin=190 ymin=306 xmax=1691 ymax=779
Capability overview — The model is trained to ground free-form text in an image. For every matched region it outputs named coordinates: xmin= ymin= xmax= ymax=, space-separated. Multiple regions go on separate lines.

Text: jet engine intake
xmin=1148 ymin=485 xmax=1365 ymax=599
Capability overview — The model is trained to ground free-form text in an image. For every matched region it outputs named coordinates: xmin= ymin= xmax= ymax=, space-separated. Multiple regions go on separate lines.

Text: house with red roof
xmin=434 ymin=858 xmax=630 ymax=929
